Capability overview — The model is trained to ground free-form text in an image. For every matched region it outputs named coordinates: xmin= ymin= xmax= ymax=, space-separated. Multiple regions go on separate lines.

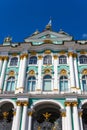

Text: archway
xmin=82 ymin=103 xmax=87 ymax=130
xmin=32 ymin=102 xmax=62 ymax=130
xmin=0 ymin=102 xmax=14 ymax=130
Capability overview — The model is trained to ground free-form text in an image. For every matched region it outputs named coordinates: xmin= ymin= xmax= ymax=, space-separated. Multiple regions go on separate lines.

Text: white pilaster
xmin=21 ymin=102 xmax=28 ymax=130
xmin=11 ymin=109 xmax=16 ymax=130
xmin=16 ymin=54 xmax=28 ymax=93
xmin=37 ymin=56 xmax=42 ymax=91
xmin=73 ymin=54 xmax=80 ymax=89
xmin=53 ymin=55 xmax=58 ymax=92
xmin=68 ymin=52 xmax=75 ymax=89
xmin=20 ymin=55 xmax=27 ymax=88
xmin=0 ymin=56 xmax=8 ymax=93
xmin=16 ymin=58 xmax=22 ymax=89
xmin=28 ymin=110 xmax=33 ymax=130
xmin=65 ymin=102 xmax=72 ymax=130
xmin=61 ymin=110 xmax=66 ymax=130
xmin=78 ymin=110 xmax=83 ymax=130
xmin=72 ymin=102 xmax=80 ymax=130
xmin=0 ymin=56 xmax=3 ymax=74
xmin=14 ymin=101 xmax=22 ymax=130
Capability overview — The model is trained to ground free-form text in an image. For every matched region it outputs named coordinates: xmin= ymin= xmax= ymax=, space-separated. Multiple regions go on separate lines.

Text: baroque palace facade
xmin=0 ymin=23 xmax=87 ymax=130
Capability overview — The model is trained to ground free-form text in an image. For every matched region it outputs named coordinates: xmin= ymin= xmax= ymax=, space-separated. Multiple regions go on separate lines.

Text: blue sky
xmin=0 ymin=0 xmax=87 ymax=43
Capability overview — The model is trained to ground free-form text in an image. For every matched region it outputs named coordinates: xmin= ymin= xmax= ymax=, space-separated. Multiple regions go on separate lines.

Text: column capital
xmin=53 ymin=55 xmax=58 ymax=59
xmin=22 ymin=101 xmax=29 ymax=106
xmin=72 ymin=101 xmax=78 ymax=107
xmin=3 ymin=56 xmax=9 ymax=60
xmin=28 ymin=109 xmax=34 ymax=116
xmin=73 ymin=53 xmax=77 ymax=58
xmin=61 ymin=111 xmax=66 ymax=117
xmin=0 ymin=56 xmax=3 ymax=60
xmin=38 ymin=55 xmax=43 ymax=60
xmin=20 ymin=53 xmax=28 ymax=59
xmin=68 ymin=52 xmax=73 ymax=57
xmin=65 ymin=101 xmax=71 ymax=106
xmin=16 ymin=101 xmax=22 ymax=106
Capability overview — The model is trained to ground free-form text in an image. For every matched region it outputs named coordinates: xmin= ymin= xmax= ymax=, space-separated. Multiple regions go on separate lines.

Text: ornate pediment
xmin=24 ymin=30 xmax=73 ymax=45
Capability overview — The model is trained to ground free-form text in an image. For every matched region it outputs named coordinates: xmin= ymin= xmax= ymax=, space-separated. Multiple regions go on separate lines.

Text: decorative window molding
xmin=27 ymin=76 xmax=36 ymax=91
xmin=6 ymin=76 xmax=15 ymax=92
xmin=29 ymin=56 xmax=37 ymax=64
xmin=43 ymin=55 xmax=52 ymax=65
xmin=59 ymin=55 xmax=67 ymax=64
xmin=79 ymin=55 xmax=87 ymax=64
xmin=59 ymin=76 xmax=68 ymax=92
xmin=9 ymin=56 xmax=18 ymax=67
xmin=43 ymin=75 xmax=52 ymax=91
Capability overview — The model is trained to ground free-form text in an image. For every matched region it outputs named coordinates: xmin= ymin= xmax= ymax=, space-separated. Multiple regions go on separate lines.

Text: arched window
xmin=43 ymin=75 xmax=52 ymax=91
xmin=59 ymin=55 xmax=67 ymax=64
xmin=82 ymin=75 xmax=87 ymax=92
xmin=27 ymin=76 xmax=36 ymax=91
xmin=6 ymin=77 xmax=15 ymax=92
xmin=60 ymin=76 xmax=68 ymax=92
xmin=79 ymin=55 xmax=87 ymax=64
xmin=10 ymin=57 xmax=18 ymax=66
xmin=43 ymin=55 xmax=52 ymax=65
xmin=29 ymin=56 xmax=37 ymax=64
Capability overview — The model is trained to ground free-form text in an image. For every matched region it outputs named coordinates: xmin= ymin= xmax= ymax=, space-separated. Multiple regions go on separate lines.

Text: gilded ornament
xmin=28 ymin=111 xmax=33 ymax=116
xmin=22 ymin=101 xmax=28 ymax=106
xmin=73 ymin=53 xmax=77 ymax=58
xmin=78 ymin=111 xmax=83 ymax=117
xmin=3 ymin=56 xmax=9 ymax=60
xmin=61 ymin=112 xmax=66 ymax=117
xmin=65 ymin=102 xmax=71 ymax=106
xmin=13 ymin=111 xmax=16 ymax=116
xmin=30 ymin=51 xmax=36 ymax=55
xmin=38 ymin=55 xmax=43 ymax=60
xmin=44 ymin=50 xmax=51 ymax=54
xmin=60 ymin=69 xmax=67 ymax=75
xmin=44 ymin=69 xmax=51 ymax=74
xmin=44 ymin=39 xmax=52 ymax=44
xmin=29 ymin=70 xmax=35 ymax=76
xmin=68 ymin=52 xmax=73 ymax=57
xmin=9 ymin=71 xmax=15 ymax=76
xmin=0 ymin=56 xmax=3 ymax=60
xmin=53 ymin=55 xmax=58 ymax=59
xmin=43 ymin=112 xmax=51 ymax=120
xmin=11 ymin=53 xmax=18 ymax=56
xmin=16 ymin=101 xmax=22 ymax=106
xmin=3 ymin=112 xmax=9 ymax=119
xmin=80 ymin=51 xmax=87 ymax=54
xmin=72 ymin=102 xmax=78 ymax=106
xmin=82 ymin=69 xmax=87 ymax=75
xmin=59 ymin=51 xmax=66 ymax=55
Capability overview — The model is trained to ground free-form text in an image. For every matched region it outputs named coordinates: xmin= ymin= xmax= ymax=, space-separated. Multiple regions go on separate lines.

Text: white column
xmin=53 ymin=55 xmax=58 ymax=92
xmin=16 ymin=54 xmax=28 ymax=93
xmin=68 ymin=52 xmax=75 ymax=88
xmin=0 ymin=56 xmax=3 ymax=74
xmin=61 ymin=110 xmax=66 ymax=130
xmin=37 ymin=56 xmax=42 ymax=91
xmin=79 ymin=110 xmax=83 ymax=130
xmin=11 ymin=109 xmax=16 ymax=130
xmin=16 ymin=58 xmax=22 ymax=91
xmin=0 ymin=56 xmax=8 ymax=93
xmin=73 ymin=54 xmax=80 ymax=89
xmin=21 ymin=102 xmax=28 ymax=130
xmin=20 ymin=54 xmax=28 ymax=88
xmin=14 ymin=101 xmax=22 ymax=130
xmin=28 ymin=110 xmax=33 ymax=130
xmin=65 ymin=102 xmax=72 ymax=130
xmin=72 ymin=102 xmax=80 ymax=130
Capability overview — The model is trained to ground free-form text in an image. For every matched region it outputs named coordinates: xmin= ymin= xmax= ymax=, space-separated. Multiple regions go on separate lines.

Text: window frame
xmin=8 ymin=56 xmax=19 ymax=67
xmin=59 ymin=75 xmax=68 ymax=92
xmin=43 ymin=55 xmax=52 ymax=65
xmin=79 ymin=55 xmax=87 ymax=64
xmin=43 ymin=75 xmax=52 ymax=91
xmin=59 ymin=55 xmax=67 ymax=64
xmin=29 ymin=56 xmax=37 ymax=65
xmin=27 ymin=76 xmax=36 ymax=92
